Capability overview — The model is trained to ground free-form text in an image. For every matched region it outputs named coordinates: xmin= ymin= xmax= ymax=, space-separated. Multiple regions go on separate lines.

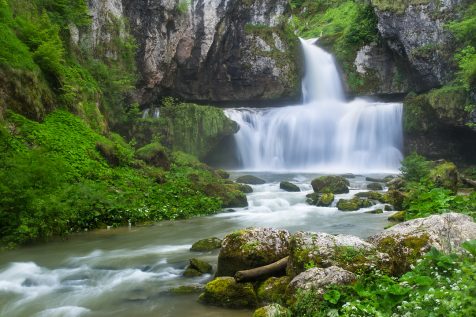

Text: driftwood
xmin=461 ymin=176 xmax=476 ymax=188
xmin=234 ymin=256 xmax=288 ymax=283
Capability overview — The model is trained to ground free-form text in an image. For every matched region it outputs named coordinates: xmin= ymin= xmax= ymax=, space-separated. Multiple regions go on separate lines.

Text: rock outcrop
xmin=288 ymin=266 xmax=356 ymax=294
xmin=123 ymin=0 xmax=300 ymax=104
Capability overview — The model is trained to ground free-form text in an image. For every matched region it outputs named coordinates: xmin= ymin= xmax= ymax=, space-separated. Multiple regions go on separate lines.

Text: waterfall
xmin=225 ymin=38 xmax=403 ymax=173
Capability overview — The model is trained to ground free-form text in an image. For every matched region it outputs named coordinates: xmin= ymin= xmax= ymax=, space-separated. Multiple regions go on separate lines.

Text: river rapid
xmin=0 ymin=172 xmax=395 ymax=317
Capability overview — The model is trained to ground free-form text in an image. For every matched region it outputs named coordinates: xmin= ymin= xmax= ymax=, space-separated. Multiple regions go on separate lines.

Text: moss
xmin=253 ymin=304 xmax=289 ymax=317
xmin=191 ymin=237 xmax=222 ymax=252
xmin=280 ymin=181 xmax=300 ymax=192
xmin=169 ymin=285 xmax=203 ymax=295
xmin=183 ymin=267 xmax=202 ymax=277
xmin=372 ymin=0 xmax=432 ymax=14
xmin=367 ymin=182 xmax=384 ymax=191
xmin=366 ymin=208 xmax=384 ymax=214
xmin=238 ymin=184 xmax=253 ymax=194
xmin=257 ymin=276 xmax=291 ymax=305
xmin=189 ymin=258 xmax=213 ymax=274
xmin=136 ymin=142 xmax=171 ymax=170
xmin=337 ymin=197 xmax=373 ymax=211
xmin=382 ymin=190 xmax=405 ymax=210
xmin=311 ymin=176 xmax=350 ymax=194
xmin=319 ymin=193 xmax=335 ymax=207
xmin=355 ymin=191 xmax=384 ymax=201
xmin=199 ymin=277 xmax=258 ymax=309
xmin=429 ymin=161 xmax=459 ymax=193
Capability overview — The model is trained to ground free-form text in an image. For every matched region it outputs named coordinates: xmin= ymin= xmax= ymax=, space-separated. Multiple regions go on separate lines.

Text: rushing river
xmin=0 ymin=172 xmax=394 ymax=317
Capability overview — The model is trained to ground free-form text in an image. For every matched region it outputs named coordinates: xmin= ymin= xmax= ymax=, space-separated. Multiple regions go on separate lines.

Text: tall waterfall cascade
xmin=226 ymin=38 xmax=403 ymax=173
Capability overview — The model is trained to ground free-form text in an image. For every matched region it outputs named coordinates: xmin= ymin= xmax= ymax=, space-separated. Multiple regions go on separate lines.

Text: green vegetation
xmin=291 ymin=242 xmax=476 ymax=316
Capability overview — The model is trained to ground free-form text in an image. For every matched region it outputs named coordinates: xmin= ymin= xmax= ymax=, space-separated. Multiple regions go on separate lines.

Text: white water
xmin=226 ymin=38 xmax=403 ymax=173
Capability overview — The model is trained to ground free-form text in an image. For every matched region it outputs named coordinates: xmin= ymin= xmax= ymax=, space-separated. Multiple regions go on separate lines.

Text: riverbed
xmin=0 ymin=172 xmax=394 ymax=317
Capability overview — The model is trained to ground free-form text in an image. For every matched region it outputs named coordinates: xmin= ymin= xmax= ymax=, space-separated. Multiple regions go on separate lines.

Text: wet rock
xmin=367 ymin=182 xmax=384 ymax=191
xmin=382 ymin=190 xmax=405 ymax=210
xmin=388 ymin=211 xmax=406 ymax=222
xmin=215 ymin=169 xmax=230 ymax=179
xmin=287 ymin=232 xmax=386 ymax=277
xmin=253 ymin=304 xmax=289 ymax=317
xmin=387 ymin=177 xmax=405 ymax=190
xmin=183 ymin=258 xmax=212 ymax=277
xmin=366 ymin=209 xmax=383 ymax=214
xmin=236 ymin=175 xmax=266 ymax=185
xmin=280 ymin=181 xmax=300 ymax=192
xmin=306 ymin=192 xmax=334 ymax=207
xmin=288 ymin=266 xmax=356 ymax=294
xmin=340 ymin=173 xmax=356 ymax=179
xmin=191 ymin=237 xmax=222 ymax=252
xmin=216 ymin=228 xmax=290 ymax=277
xmin=368 ymin=213 xmax=476 ymax=275
xmin=257 ymin=276 xmax=290 ymax=304
xmin=384 ymin=175 xmax=396 ymax=182
xmin=199 ymin=277 xmax=258 ymax=309
xmin=429 ymin=161 xmax=459 ymax=193
xmin=183 ymin=268 xmax=202 ymax=277
xmin=384 ymin=205 xmax=393 ymax=211
xmin=169 ymin=284 xmax=204 ymax=295
xmin=366 ymin=177 xmax=385 ymax=183
xmin=222 ymin=189 xmax=249 ymax=208
xmin=311 ymin=176 xmax=349 ymax=194
xmin=355 ymin=191 xmax=384 ymax=201
xmin=238 ymin=184 xmax=254 ymax=193
xmin=337 ymin=197 xmax=372 ymax=211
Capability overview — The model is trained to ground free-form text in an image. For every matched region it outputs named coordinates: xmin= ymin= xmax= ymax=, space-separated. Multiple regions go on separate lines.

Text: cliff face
xmin=122 ymin=0 xmax=300 ymax=104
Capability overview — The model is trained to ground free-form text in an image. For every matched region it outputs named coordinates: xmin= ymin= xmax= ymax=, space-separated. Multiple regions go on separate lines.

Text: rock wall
xmin=122 ymin=0 xmax=300 ymax=104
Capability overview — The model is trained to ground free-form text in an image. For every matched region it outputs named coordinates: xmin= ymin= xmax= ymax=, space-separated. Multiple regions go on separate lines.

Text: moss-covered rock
xmin=135 ymin=142 xmax=171 ymax=169
xmin=429 ymin=161 xmax=459 ymax=192
xmin=238 ymin=184 xmax=253 ymax=194
xmin=367 ymin=182 xmax=383 ymax=190
xmin=199 ymin=277 xmax=258 ymax=309
xmin=337 ymin=197 xmax=372 ymax=211
xmin=183 ymin=258 xmax=213 ymax=277
xmin=257 ymin=276 xmax=290 ymax=305
xmin=287 ymin=232 xmax=387 ymax=277
xmin=169 ymin=284 xmax=204 ymax=295
xmin=215 ymin=169 xmax=230 ymax=179
xmin=366 ymin=208 xmax=383 ymax=214
xmin=158 ymin=102 xmax=239 ymax=159
xmin=311 ymin=176 xmax=349 ymax=194
xmin=384 ymin=205 xmax=393 ymax=211
xmin=253 ymin=304 xmax=289 ymax=317
xmin=191 ymin=237 xmax=222 ymax=252
xmin=388 ymin=211 xmax=406 ymax=222
xmin=236 ymin=175 xmax=266 ymax=185
xmin=382 ymin=190 xmax=405 ymax=210
xmin=280 ymin=181 xmax=300 ymax=192
xmin=355 ymin=191 xmax=384 ymax=201
xmin=288 ymin=266 xmax=356 ymax=295
xmin=216 ymin=228 xmax=290 ymax=277
xmin=183 ymin=267 xmax=203 ymax=277
xmin=220 ymin=187 xmax=249 ymax=208
xmin=306 ymin=192 xmax=335 ymax=207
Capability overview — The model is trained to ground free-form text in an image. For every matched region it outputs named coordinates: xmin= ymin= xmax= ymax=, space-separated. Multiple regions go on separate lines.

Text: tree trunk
xmin=461 ymin=176 xmax=476 ymax=188
xmin=234 ymin=257 xmax=288 ymax=282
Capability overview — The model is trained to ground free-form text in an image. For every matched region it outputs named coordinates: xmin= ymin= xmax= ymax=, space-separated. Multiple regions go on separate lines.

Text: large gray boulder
xmin=216 ymin=228 xmax=290 ymax=277
xmin=288 ymin=266 xmax=356 ymax=295
xmin=368 ymin=213 xmax=476 ymax=275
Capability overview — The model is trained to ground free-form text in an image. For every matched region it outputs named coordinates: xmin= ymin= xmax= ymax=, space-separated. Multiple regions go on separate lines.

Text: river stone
xmin=311 ymin=176 xmax=349 ymax=194
xmin=355 ymin=191 xmax=384 ymax=201
xmin=288 ymin=266 xmax=356 ymax=295
xmin=368 ymin=213 xmax=476 ymax=275
xmin=388 ymin=211 xmax=406 ymax=222
xmin=387 ymin=177 xmax=405 ymax=190
xmin=236 ymin=175 xmax=266 ymax=185
xmin=190 ymin=237 xmax=222 ymax=252
xmin=215 ymin=169 xmax=230 ymax=179
xmin=366 ymin=209 xmax=383 ymax=214
xmin=306 ymin=192 xmax=334 ymax=207
xmin=199 ymin=277 xmax=258 ymax=309
xmin=253 ymin=304 xmax=289 ymax=317
xmin=429 ymin=161 xmax=459 ymax=192
xmin=381 ymin=190 xmax=404 ymax=210
xmin=280 ymin=181 xmax=300 ymax=192
xmin=257 ymin=276 xmax=290 ymax=304
xmin=287 ymin=232 xmax=386 ymax=277
xmin=367 ymin=182 xmax=384 ymax=191
xmin=190 ymin=258 xmax=212 ymax=274
xmin=216 ymin=228 xmax=290 ymax=277
xmin=169 ymin=284 xmax=204 ymax=295
xmin=238 ymin=184 xmax=253 ymax=193
xmin=337 ymin=197 xmax=372 ymax=211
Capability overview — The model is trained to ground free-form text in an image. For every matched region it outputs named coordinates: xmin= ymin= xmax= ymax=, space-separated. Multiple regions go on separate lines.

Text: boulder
xmin=429 ymin=161 xmax=459 ymax=193
xmin=388 ymin=211 xmax=406 ymax=222
xmin=355 ymin=191 xmax=384 ymax=201
xmin=366 ymin=177 xmax=385 ymax=183
xmin=367 ymin=182 xmax=383 ymax=191
xmin=183 ymin=258 xmax=212 ymax=277
xmin=253 ymin=304 xmax=289 ymax=317
xmin=257 ymin=276 xmax=290 ymax=304
xmin=366 ymin=209 xmax=383 ymax=214
xmin=337 ymin=197 xmax=372 ymax=211
xmin=135 ymin=142 xmax=171 ymax=169
xmin=238 ymin=184 xmax=253 ymax=193
xmin=288 ymin=266 xmax=356 ymax=295
xmin=384 ymin=205 xmax=393 ymax=211
xmin=199 ymin=277 xmax=257 ymax=309
xmin=306 ymin=192 xmax=334 ymax=207
xmin=311 ymin=176 xmax=349 ymax=194
xmin=280 ymin=181 xmax=300 ymax=192
xmin=287 ymin=232 xmax=387 ymax=277
xmin=216 ymin=228 xmax=290 ymax=277
xmin=236 ymin=175 xmax=266 ymax=185
xmin=387 ymin=177 xmax=405 ymax=190
xmin=215 ymin=169 xmax=230 ymax=179
xmin=190 ymin=237 xmax=222 ymax=252
xmin=340 ymin=173 xmax=356 ymax=179
xmin=368 ymin=213 xmax=476 ymax=275
xmin=382 ymin=190 xmax=405 ymax=210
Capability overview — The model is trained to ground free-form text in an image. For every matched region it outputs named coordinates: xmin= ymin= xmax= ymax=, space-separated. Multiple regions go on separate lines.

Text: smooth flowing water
xmin=0 ymin=173 xmax=393 ymax=317
xmin=226 ymin=39 xmax=403 ymax=173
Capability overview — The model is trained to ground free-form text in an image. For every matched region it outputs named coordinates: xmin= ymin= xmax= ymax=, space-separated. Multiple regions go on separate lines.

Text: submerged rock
xmin=236 ymin=175 xmax=266 ymax=185
xmin=287 ymin=232 xmax=386 ymax=277
xmin=253 ymin=304 xmax=289 ymax=317
xmin=199 ymin=277 xmax=258 ymax=309
xmin=238 ymin=184 xmax=254 ymax=193
xmin=337 ymin=197 xmax=372 ymax=211
xmin=366 ymin=209 xmax=383 ymax=214
xmin=216 ymin=228 xmax=290 ymax=277
xmin=368 ymin=213 xmax=476 ymax=275
xmin=288 ymin=266 xmax=356 ymax=295
xmin=280 ymin=181 xmax=300 ymax=192
xmin=169 ymin=284 xmax=204 ymax=295
xmin=367 ymin=182 xmax=384 ymax=191
xmin=183 ymin=258 xmax=212 ymax=277
xmin=191 ymin=237 xmax=222 ymax=252
xmin=306 ymin=192 xmax=334 ymax=207
xmin=311 ymin=176 xmax=350 ymax=194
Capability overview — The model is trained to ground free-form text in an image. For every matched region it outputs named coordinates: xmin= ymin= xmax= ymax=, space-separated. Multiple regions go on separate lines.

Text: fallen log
xmin=461 ymin=176 xmax=476 ymax=188
xmin=234 ymin=256 xmax=288 ymax=283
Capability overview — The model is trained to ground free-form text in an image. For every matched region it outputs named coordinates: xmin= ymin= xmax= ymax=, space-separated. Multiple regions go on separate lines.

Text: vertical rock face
xmin=372 ymin=0 xmax=463 ymax=90
xmin=123 ymin=0 xmax=300 ymax=103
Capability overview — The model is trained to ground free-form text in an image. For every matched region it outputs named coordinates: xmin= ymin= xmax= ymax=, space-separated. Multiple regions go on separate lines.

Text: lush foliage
xmin=291 ymin=241 xmax=476 ymax=316
xmin=0 ymin=111 xmax=238 ymax=249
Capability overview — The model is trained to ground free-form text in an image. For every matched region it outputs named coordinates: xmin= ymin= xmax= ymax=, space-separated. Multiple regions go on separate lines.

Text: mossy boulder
xmin=221 ymin=186 xmax=249 ymax=208
xmin=367 ymin=182 xmax=383 ymax=191
xmin=199 ymin=277 xmax=258 ymax=309
xmin=337 ymin=197 xmax=372 ymax=211
xmin=215 ymin=169 xmax=230 ymax=179
xmin=257 ymin=276 xmax=291 ymax=304
xmin=429 ymin=161 xmax=459 ymax=192
xmin=355 ymin=191 xmax=384 ymax=201
xmin=216 ymin=228 xmax=290 ymax=277
xmin=287 ymin=232 xmax=387 ymax=277
xmin=238 ymin=184 xmax=253 ymax=193
xmin=366 ymin=208 xmax=383 ymax=214
xmin=236 ymin=175 xmax=266 ymax=185
xmin=288 ymin=266 xmax=356 ymax=295
xmin=183 ymin=258 xmax=212 ymax=277
xmin=387 ymin=177 xmax=405 ymax=190
xmin=306 ymin=192 xmax=335 ymax=207
xmin=135 ymin=142 xmax=171 ymax=169
xmin=191 ymin=237 xmax=222 ymax=252
xmin=253 ymin=304 xmax=289 ymax=317
xmin=311 ymin=176 xmax=349 ymax=194
xmin=280 ymin=181 xmax=300 ymax=192
xmin=382 ymin=190 xmax=405 ymax=210
xmin=384 ymin=205 xmax=393 ymax=211
xmin=388 ymin=211 xmax=406 ymax=222
xmin=368 ymin=213 xmax=476 ymax=275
